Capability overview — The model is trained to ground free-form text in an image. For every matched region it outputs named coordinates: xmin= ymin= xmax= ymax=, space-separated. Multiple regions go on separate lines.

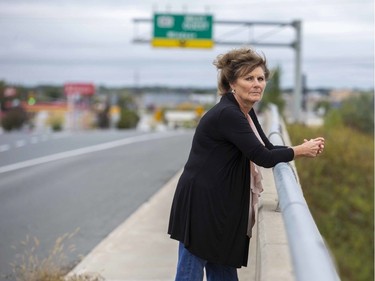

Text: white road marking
xmin=0 ymin=131 xmax=183 ymax=174
xmin=0 ymin=144 xmax=10 ymax=152
xmin=15 ymin=140 xmax=26 ymax=148
xmin=30 ymin=136 xmax=39 ymax=144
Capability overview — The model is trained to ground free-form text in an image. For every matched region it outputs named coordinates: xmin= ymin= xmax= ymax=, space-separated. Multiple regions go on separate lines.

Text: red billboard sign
xmin=64 ymin=83 xmax=95 ymax=96
xmin=4 ymin=87 xmax=17 ymax=97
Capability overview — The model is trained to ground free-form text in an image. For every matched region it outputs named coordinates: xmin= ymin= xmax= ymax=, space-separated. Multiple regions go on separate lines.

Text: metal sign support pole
xmin=293 ymin=20 xmax=302 ymax=123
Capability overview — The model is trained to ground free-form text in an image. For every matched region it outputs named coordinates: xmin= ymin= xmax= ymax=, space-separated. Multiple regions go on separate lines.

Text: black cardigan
xmin=168 ymin=92 xmax=294 ymax=268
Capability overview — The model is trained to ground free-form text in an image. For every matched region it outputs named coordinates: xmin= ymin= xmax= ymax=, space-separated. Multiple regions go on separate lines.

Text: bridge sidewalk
xmin=69 ymin=110 xmax=294 ymax=281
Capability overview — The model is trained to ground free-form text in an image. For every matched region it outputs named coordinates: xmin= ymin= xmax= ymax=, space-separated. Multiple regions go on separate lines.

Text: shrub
xmin=97 ymin=106 xmax=110 ymax=129
xmin=325 ymin=93 xmax=374 ymax=135
xmin=116 ymin=109 xmax=139 ymax=129
xmin=287 ymin=123 xmax=374 ymax=281
xmin=1 ymin=108 xmax=27 ymax=131
xmin=47 ymin=113 xmax=65 ymax=132
xmin=259 ymin=66 xmax=285 ymax=112
xmin=339 ymin=93 xmax=374 ymax=134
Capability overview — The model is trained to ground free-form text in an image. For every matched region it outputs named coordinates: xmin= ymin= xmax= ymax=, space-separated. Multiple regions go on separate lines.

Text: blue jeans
xmin=175 ymin=242 xmax=239 ymax=281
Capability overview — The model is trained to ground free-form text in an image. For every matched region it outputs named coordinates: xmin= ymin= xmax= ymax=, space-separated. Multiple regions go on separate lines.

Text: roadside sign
xmin=152 ymin=13 xmax=213 ymax=48
xmin=64 ymin=83 xmax=95 ymax=96
xmin=4 ymin=87 xmax=16 ymax=97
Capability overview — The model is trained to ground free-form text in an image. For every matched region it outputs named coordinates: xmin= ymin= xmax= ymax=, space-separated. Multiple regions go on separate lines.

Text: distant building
xmin=328 ymin=89 xmax=361 ymax=105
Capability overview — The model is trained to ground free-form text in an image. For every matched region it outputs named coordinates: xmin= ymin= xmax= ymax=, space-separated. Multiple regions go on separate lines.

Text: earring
xmin=231 ymin=89 xmax=236 ymax=94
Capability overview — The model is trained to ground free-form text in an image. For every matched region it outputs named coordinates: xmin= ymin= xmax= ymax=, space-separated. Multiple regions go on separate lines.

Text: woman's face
xmin=230 ymin=66 xmax=266 ymax=108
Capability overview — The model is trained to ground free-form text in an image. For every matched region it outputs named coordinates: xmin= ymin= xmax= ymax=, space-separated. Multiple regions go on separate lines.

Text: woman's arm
xmin=220 ymin=107 xmax=325 ymax=167
xmin=249 ymin=109 xmax=325 ymax=158
xmin=219 ymin=107 xmax=294 ymax=168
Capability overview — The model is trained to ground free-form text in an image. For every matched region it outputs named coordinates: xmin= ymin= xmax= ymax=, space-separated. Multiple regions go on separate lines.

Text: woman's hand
xmin=292 ymin=137 xmax=325 ymax=158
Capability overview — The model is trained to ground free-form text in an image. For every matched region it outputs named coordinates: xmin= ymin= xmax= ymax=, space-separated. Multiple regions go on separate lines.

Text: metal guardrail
xmin=267 ymin=104 xmax=341 ymax=281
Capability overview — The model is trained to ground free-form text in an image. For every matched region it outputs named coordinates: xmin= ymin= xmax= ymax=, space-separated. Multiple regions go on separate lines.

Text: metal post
xmin=293 ymin=20 xmax=302 ymax=123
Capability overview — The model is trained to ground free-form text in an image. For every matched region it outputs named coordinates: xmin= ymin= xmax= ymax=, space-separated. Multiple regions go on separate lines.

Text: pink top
xmin=246 ymin=113 xmax=264 ymax=237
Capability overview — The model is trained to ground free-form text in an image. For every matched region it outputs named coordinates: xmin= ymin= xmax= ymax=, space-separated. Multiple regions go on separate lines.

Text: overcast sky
xmin=0 ymin=0 xmax=373 ymax=90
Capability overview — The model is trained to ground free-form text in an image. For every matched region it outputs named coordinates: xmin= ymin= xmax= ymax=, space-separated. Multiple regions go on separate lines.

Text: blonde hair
xmin=213 ymin=47 xmax=270 ymax=95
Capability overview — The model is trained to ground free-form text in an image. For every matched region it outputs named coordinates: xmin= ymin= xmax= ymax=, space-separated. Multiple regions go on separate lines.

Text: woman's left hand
xmin=304 ymin=137 xmax=325 ymax=155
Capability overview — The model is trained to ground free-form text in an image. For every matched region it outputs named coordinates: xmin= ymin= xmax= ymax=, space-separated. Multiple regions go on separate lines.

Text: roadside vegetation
xmin=287 ymin=93 xmax=374 ymax=281
xmin=6 ymin=229 xmax=104 ymax=281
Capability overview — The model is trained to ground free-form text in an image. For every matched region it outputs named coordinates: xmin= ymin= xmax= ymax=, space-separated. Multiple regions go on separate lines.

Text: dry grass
xmin=7 ymin=229 xmax=104 ymax=281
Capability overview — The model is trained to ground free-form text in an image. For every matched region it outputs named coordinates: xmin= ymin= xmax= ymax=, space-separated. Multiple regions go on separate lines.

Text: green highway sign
xmin=152 ymin=13 xmax=213 ymax=48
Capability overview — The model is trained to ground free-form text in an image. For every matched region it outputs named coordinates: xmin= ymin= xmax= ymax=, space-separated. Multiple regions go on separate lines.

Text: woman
xmin=168 ymin=47 xmax=324 ymax=281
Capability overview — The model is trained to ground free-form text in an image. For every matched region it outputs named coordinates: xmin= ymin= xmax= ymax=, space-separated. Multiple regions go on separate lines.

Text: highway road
xmin=0 ymin=128 xmax=194 ymax=280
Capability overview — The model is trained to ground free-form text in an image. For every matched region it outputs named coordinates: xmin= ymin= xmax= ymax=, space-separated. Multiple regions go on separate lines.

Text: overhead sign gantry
xmin=133 ymin=14 xmax=303 ymax=122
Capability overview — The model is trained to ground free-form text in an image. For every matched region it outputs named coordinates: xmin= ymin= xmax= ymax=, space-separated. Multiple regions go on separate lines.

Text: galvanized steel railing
xmin=267 ymin=104 xmax=341 ymax=281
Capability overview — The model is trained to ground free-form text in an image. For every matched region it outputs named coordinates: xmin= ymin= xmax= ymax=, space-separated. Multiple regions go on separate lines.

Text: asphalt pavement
xmin=0 ymin=130 xmax=195 ymax=281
